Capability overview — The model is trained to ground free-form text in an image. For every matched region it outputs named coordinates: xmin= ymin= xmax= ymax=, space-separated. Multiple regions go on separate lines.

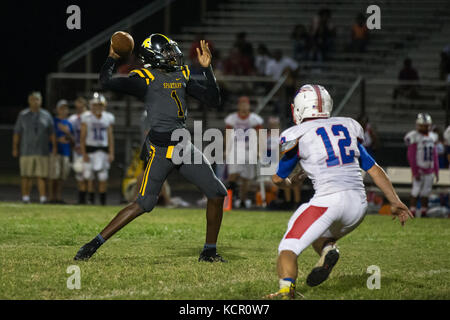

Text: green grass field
xmin=0 ymin=202 xmax=449 ymax=300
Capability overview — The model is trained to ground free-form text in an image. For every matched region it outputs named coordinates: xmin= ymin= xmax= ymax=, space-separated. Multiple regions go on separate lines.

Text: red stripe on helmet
xmin=312 ymin=85 xmax=323 ymax=113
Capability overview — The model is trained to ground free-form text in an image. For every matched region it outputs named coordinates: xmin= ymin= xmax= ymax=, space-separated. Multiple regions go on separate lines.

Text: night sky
xmin=0 ymin=1 xmax=157 ymax=109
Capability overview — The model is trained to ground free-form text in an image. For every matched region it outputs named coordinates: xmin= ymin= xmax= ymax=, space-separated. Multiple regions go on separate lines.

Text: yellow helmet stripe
xmin=155 ymin=33 xmax=171 ymax=42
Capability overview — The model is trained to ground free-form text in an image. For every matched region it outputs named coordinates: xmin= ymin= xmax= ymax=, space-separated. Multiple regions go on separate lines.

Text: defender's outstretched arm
xmin=367 ymin=164 xmax=414 ymax=226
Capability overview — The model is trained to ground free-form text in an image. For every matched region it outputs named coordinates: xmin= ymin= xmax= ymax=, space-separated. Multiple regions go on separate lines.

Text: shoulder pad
xmin=404 ymin=130 xmax=417 ymax=145
xmin=279 ymin=126 xmax=302 ymax=153
xmin=129 ymin=68 xmax=155 ymax=85
xmin=181 ymin=65 xmax=190 ymax=81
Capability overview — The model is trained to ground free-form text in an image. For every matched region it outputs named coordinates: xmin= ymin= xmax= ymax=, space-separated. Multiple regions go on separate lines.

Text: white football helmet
xmin=291 ymin=84 xmax=333 ymax=124
xmin=416 ymin=113 xmax=432 ymax=125
xmin=89 ymin=92 xmax=107 ymax=107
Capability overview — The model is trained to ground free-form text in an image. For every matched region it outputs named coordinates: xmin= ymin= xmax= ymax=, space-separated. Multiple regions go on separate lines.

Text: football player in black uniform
xmin=74 ymin=34 xmax=228 ymax=262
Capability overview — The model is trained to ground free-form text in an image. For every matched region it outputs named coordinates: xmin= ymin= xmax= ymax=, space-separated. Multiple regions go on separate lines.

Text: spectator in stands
xmin=392 ymin=58 xmax=420 ymax=102
xmin=254 ymin=44 xmax=272 ymax=76
xmin=68 ymin=96 xmax=89 ymax=204
xmin=233 ymin=32 xmax=254 ymax=65
xmin=117 ymin=53 xmax=142 ymax=75
xmin=223 ymin=47 xmax=254 ymax=76
xmin=225 ymin=96 xmax=263 ymax=208
xmin=12 ymin=92 xmax=57 ymax=204
xmin=265 ymin=49 xmax=299 ymax=80
xmin=309 ymin=8 xmax=336 ymax=61
xmin=439 ymin=47 xmax=450 ymax=81
xmin=291 ymin=24 xmax=310 ymax=62
xmin=349 ymin=13 xmax=369 ymax=53
xmin=48 ymin=100 xmax=74 ymax=204
xmin=357 ymin=114 xmax=378 ymax=157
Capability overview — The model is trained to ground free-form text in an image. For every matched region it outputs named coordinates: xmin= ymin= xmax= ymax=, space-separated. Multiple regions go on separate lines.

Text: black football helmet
xmin=139 ymin=33 xmax=183 ymax=70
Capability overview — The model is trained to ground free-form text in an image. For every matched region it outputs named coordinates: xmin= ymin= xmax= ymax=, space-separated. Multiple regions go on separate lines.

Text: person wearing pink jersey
xmin=404 ymin=113 xmax=439 ymax=218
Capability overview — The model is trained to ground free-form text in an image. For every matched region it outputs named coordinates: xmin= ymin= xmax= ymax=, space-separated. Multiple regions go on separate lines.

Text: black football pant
xmin=136 ymin=139 xmax=227 ymax=213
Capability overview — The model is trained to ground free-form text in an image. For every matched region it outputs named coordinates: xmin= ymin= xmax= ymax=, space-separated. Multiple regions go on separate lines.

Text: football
xmin=111 ymin=31 xmax=134 ymax=58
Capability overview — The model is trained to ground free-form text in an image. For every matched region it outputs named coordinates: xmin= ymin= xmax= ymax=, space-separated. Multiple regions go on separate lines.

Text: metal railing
xmin=58 ymin=0 xmax=177 ymax=71
xmin=332 ymin=75 xmax=365 ymax=117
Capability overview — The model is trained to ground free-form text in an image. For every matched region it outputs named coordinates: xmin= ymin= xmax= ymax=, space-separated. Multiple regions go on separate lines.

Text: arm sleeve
xmin=276 ymin=146 xmax=299 ymax=179
xmin=99 ymin=57 xmax=147 ymax=100
xmin=186 ymin=66 xmax=221 ymax=108
xmin=13 ymin=114 xmax=22 ymax=134
xmin=407 ymin=143 xmax=419 ymax=177
xmin=357 ymin=142 xmax=376 ymax=171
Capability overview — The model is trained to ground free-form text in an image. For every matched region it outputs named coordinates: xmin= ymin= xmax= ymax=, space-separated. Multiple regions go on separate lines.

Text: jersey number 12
xmin=316 ymin=124 xmax=355 ymax=167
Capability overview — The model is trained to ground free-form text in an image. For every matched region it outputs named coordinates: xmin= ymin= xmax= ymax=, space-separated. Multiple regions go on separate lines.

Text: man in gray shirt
xmin=12 ymin=92 xmax=57 ymax=203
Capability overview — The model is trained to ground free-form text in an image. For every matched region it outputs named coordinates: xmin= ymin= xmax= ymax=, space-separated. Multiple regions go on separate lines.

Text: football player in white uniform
xmin=267 ymin=85 xmax=413 ymax=299
xmin=80 ymin=93 xmax=115 ymax=205
xmin=225 ymin=96 xmax=264 ymax=208
xmin=68 ymin=96 xmax=88 ymax=204
xmin=404 ymin=113 xmax=439 ymax=217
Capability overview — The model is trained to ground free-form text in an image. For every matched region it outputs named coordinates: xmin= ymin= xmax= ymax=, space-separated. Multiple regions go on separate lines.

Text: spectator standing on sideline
xmin=48 ymin=100 xmax=74 ymax=204
xmin=68 ymin=96 xmax=89 ymax=204
xmin=12 ymin=92 xmax=56 ymax=204
xmin=225 ymin=96 xmax=264 ymax=208
xmin=444 ymin=125 xmax=450 ymax=167
xmin=433 ymin=126 xmax=449 ymax=169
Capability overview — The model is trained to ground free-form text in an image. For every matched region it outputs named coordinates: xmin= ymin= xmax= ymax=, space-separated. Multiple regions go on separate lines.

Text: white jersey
xmin=81 ymin=111 xmax=113 ymax=148
xmin=225 ymin=112 xmax=263 ymax=131
xmin=68 ymin=112 xmax=87 ymax=147
xmin=225 ymin=112 xmax=263 ymax=148
xmin=404 ymin=130 xmax=437 ymax=170
xmin=225 ymin=112 xmax=263 ymax=164
xmin=103 ymin=111 xmax=115 ymax=126
xmin=280 ymin=117 xmax=365 ymax=197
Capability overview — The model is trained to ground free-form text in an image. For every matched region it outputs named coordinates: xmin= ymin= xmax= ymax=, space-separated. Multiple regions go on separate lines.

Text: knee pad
xmin=205 ymin=178 xmax=228 ymax=199
xmin=136 ymin=193 xmax=159 ymax=213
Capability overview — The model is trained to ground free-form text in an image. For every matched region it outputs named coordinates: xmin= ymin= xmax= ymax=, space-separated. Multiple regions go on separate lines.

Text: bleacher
xmin=171 ymin=0 xmax=450 ymax=143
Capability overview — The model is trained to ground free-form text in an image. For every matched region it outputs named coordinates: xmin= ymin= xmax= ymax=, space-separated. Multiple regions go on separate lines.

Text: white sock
xmin=279 ymin=278 xmax=295 ymax=290
xmin=22 ymin=195 xmax=30 ymax=202
xmin=40 ymin=196 xmax=47 ymax=203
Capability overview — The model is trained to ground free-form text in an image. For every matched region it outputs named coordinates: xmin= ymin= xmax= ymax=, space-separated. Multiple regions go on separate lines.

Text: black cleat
xmin=306 ymin=246 xmax=339 ymax=287
xmin=198 ymin=248 xmax=227 ymax=263
xmin=74 ymin=242 xmax=98 ymax=261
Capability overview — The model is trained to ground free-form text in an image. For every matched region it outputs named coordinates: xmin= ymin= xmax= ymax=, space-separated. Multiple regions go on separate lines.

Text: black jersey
xmin=99 ymin=57 xmax=220 ymax=145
